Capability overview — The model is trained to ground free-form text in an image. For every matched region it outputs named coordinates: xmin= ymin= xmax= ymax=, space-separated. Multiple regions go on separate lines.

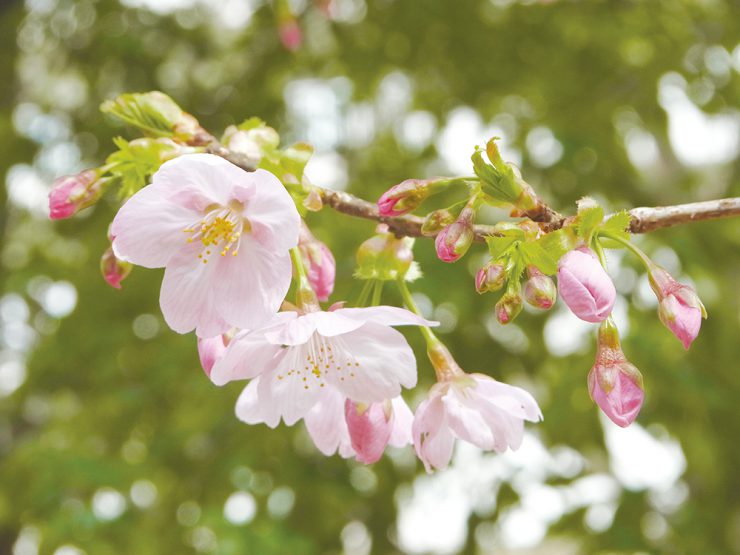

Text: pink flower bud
xmin=557 ymin=247 xmax=616 ymax=323
xmin=495 ymin=289 xmax=523 ymax=324
xmin=48 ymin=170 xmax=102 ymax=220
xmin=648 ymin=265 xmax=706 ymax=350
xmin=298 ymin=226 xmax=336 ymax=302
xmin=378 ymin=178 xmax=437 ymax=217
xmin=345 ymin=399 xmax=394 ymax=464
xmin=434 ymin=209 xmax=475 ymax=263
xmin=523 ymin=266 xmax=557 ymax=309
xmin=197 ymin=335 xmax=228 ymax=377
xmin=588 ymin=321 xmax=644 ymax=427
xmin=100 ymin=247 xmax=132 ymax=290
xmin=279 ymin=20 xmax=303 ymax=51
xmin=475 ymin=261 xmax=506 ymax=294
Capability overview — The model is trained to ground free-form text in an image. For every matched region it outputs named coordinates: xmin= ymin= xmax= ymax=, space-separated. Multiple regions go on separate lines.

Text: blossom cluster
xmin=48 ymin=92 xmax=707 ymax=471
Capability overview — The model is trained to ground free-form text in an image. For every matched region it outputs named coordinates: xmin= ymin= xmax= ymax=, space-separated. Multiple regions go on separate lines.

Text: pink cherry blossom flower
xmin=298 ymin=224 xmax=336 ymax=302
xmin=210 ymin=306 xmax=437 ymax=428
xmin=110 ymin=153 xmax=300 ymax=337
xmin=344 ymin=397 xmax=413 ymax=464
xmin=648 ymin=265 xmax=706 ymax=350
xmin=413 ymin=374 xmax=542 ymax=472
xmin=557 ymin=247 xmax=616 ymax=323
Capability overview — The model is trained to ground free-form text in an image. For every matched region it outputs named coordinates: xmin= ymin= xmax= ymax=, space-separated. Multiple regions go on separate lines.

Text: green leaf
xmin=105 ymin=137 xmax=178 ymax=198
xmin=575 ymin=203 xmax=604 ymax=242
xmin=536 ymin=228 xmax=575 ymax=263
xmin=485 ymin=235 xmax=520 ymax=260
xmin=600 ymin=210 xmax=632 ymax=241
xmin=101 ymin=92 xmax=183 ymax=137
xmin=521 ymin=241 xmax=559 ymax=275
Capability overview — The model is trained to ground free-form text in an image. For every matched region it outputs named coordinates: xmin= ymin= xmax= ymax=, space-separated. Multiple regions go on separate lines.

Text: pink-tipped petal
xmin=345 ymin=400 xmax=394 ymax=464
xmin=305 ymin=389 xmax=352 ymax=456
xmin=388 ymin=396 xmax=414 ymax=448
xmin=241 ymin=169 xmax=301 ymax=252
xmin=335 ymin=305 xmax=438 ymax=328
xmin=210 ymin=331 xmax=284 ymax=386
xmin=557 ymin=248 xmax=616 ymax=323
xmin=197 ymin=335 xmax=228 ymax=377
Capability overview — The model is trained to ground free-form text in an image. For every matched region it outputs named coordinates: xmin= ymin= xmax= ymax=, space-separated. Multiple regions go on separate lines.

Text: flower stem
xmin=601 ymin=232 xmax=654 ymax=270
xmin=591 ymin=237 xmax=609 ymax=269
xmin=396 ymin=278 xmax=439 ymax=348
xmin=355 ymin=279 xmax=374 ymax=307
xmin=371 ymin=279 xmax=384 ymax=306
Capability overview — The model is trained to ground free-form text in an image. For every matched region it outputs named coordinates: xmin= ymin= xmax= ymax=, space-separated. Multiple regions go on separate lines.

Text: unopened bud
xmin=588 ymin=319 xmax=644 ymax=427
xmin=434 ymin=208 xmax=475 ymax=263
xmin=356 ymin=225 xmax=414 ymax=281
xmin=475 ymin=260 xmax=506 ymax=294
xmin=523 ymin=266 xmax=557 ymax=309
xmin=495 ymin=287 xmax=523 ymax=325
xmin=303 ymin=187 xmax=323 ymax=212
xmin=100 ymin=247 xmax=132 ymax=289
xmin=49 ymin=170 xmax=105 ymax=220
xmin=298 ymin=225 xmax=336 ymax=302
xmin=197 ymin=335 xmax=228 ymax=377
xmin=648 ymin=264 xmax=706 ymax=350
xmin=378 ymin=178 xmax=446 ymax=217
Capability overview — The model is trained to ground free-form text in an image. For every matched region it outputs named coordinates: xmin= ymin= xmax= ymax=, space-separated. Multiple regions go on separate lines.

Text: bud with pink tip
xmin=377 ymin=178 xmax=443 ymax=217
xmin=476 ymin=260 xmax=506 ymax=294
xmin=100 ymin=247 xmax=132 ymax=289
xmin=523 ymin=266 xmax=557 ymax=309
xmin=647 ymin=265 xmax=706 ymax=350
xmin=435 ymin=208 xmax=475 ymax=263
xmin=345 ymin=397 xmax=413 ymax=464
xmin=197 ymin=335 xmax=228 ymax=377
xmin=495 ymin=286 xmax=523 ymax=324
xmin=588 ymin=318 xmax=644 ymax=427
xmin=298 ymin=224 xmax=336 ymax=302
xmin=557 ymin=247 xmax=616 ymax=323
xmin=49 ymin=170 xmax=104 ymax=220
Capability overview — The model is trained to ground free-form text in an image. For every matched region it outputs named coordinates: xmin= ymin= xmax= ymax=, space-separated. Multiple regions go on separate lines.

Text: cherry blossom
xmin=110 ymin=153 xmax=300 ymax=337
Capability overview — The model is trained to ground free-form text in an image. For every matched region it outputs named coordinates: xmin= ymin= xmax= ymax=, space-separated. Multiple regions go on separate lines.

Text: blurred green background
xmin=1 ymin=0 xmax=739 ymax=553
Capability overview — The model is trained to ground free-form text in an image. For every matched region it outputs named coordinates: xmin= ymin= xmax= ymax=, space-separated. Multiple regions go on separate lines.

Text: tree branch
xmin=205 ymin=141 xmax=740 ymax=240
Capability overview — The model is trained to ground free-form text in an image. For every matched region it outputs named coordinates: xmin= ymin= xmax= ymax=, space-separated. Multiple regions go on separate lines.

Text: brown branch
xmin=205 ymin=140 xmax=740 ymax=240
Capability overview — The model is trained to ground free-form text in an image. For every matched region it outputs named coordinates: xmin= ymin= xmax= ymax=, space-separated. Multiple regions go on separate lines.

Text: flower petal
xmin=154 ymin=153 xmax=243 ymax=208
xmin=388 ymin=396 xmax=414 ymax=448
xmin=327 ymin=323 xmax=417 ymax=403
xmin=336 ymin=306 xmax=438 ymax=328
xmin=442 ymin=387 xmax=495 ymax=450
xmin=257 ymin=346 xmax=324 ymax=425
xmin=235 ymin=377 xmax=281 ymax=429
xmin=239 ymin=169 xmax=301 ymax=252
xmin=304 ymin=388 xmax=352 ymax=456
xmin=413 ymin=396 xmax=455 ymax=472
xmin=471 ymin=375 xmax=543 ymax=422
xmin=159 ymin=243 xmax=229 ymax=337
xmin=212 ymin=236 xmax=292 ymax=330
xmin=111 ymin=183 xmax=195 ymax=268
xmin=210 ymin=331 xmax=285 ymax=386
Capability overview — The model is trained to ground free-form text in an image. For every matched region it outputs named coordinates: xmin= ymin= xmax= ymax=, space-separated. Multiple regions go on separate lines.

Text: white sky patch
xmin=436 ymin=107 xmax=521 ymax=175
xmin=130 ymin=480 xmax=158 ymax=509
xmin=341 ymin=521 xmax=372 ymax=555
xmin=223 ymin=491 xmax=257 ymax=525
xmin=92 ymin=488 xmax=127 ymax=521
xmin=526 ymin=126 xmax=563 ymax=168
xmin=395 ymin=110 xmax=437 ymax=153
xmin=658 ymin=72 xmax=739 ymax=167
xmin=284 ymin=78 xmax=351 ymax=151
xmin=6 ymin=164 xmax=50 ymax=216
xmin=39 ymin=281 xmax=77 ymax=319
xmin=304 ymin=150 xmax=348 ymax=190
xmin=602 ymin=416 xmax=686 ymax=492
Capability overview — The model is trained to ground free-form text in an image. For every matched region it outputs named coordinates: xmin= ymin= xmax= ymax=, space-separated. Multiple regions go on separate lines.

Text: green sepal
xmin=600 ymin=210 xmax=632 ymax=241
xmin=575 ymin=199 xmax=604 ymax=243
xmin=105 ymin=137 xmax=179 ymax=198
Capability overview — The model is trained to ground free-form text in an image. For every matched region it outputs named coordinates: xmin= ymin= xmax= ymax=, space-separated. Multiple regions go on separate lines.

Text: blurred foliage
xmin=1 ymin=0 xmax=739 ymax=554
